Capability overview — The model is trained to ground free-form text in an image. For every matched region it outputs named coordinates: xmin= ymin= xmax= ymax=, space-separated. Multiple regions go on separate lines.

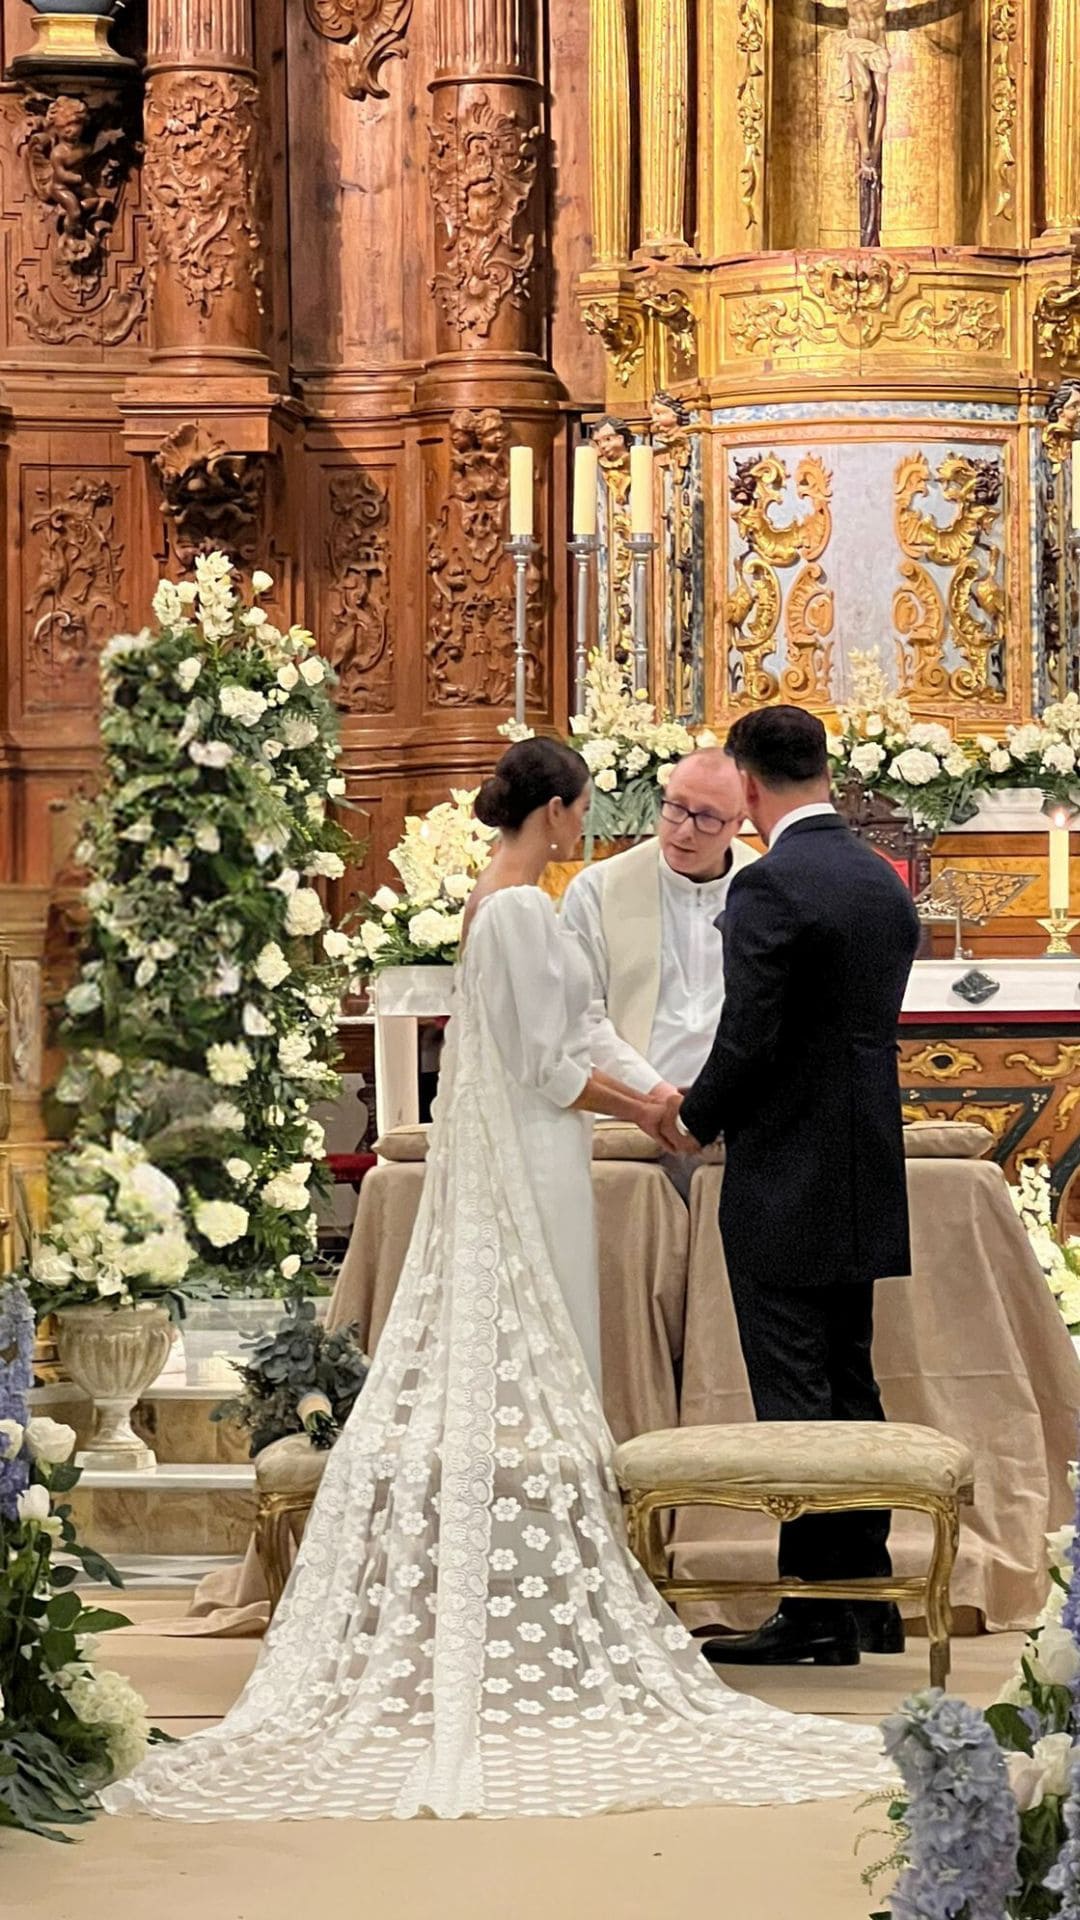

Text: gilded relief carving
xmin=638 ymin=283 xmax=696 ymax=368
xmin=735 ymin=0 xmax=765 ymax=235
xmin=728 ymin=259 xmax=1006 ymax=362
xmin=893 ymin=453 xmax=1006 ymax=703
xmin=426 ymin=408 xmax=542 ymax=708
xmin=325 ymin=469 xmax=393 ymax=714
xmin=593 ymin=417 xmax=633 ymax=666
xmin=24 ymin=475 xmax=122 ymax=705
xmin=726 ymin=453 xmax=834 ymax=707
xmin=903 ymin=1042 xmax=981 ymax=1081
xmin=428 ymin=92 xmax=540 ymax=340
xmin=144 ymin=72 xmax=264 ymax=317
xmin=1035 ymin=276 xmax=1080 ymax=367
xmin=152 ymin=424 xmax=265 ymax=567
xmin=989 ymin=0 xmax=1018 ymax=221
xmin=305 ymin=0 xmax=414 ymax=101
xmin=581 ymin=301 xmax=644 ymax=387
xmin=1004 ymin=1043 xmax=1080 ymax=1083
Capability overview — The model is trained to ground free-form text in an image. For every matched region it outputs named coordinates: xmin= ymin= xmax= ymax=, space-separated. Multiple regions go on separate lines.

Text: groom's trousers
xmin=726 ymin=1271 xmax=892 ymax=1590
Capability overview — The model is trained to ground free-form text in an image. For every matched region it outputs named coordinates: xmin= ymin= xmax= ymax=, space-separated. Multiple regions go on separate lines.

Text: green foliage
xmin=212 ymin=1297 xmax=369 ymax=1455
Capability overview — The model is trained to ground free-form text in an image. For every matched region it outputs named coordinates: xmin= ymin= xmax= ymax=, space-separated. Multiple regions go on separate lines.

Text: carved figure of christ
xmin=842 ymin=0 xmax=891 ymax=247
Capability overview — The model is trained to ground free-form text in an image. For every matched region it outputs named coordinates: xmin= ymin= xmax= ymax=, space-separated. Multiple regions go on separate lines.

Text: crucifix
xmin=841 ymin=0 xmax=891 ymax=247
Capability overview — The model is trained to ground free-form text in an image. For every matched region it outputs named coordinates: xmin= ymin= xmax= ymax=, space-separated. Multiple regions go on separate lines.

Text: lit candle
xmin=509 ymin=444 xmax=533 ymax=538
xmin=1050 ymin=810 xmax=1071 ymax=915
xmin=572 ymin=445 xmax=598 ymax=537
xmin=1073 ymin=442 xmax=1080 ymax=533
xmin=629 ymin=443 xmax=653 ymax=536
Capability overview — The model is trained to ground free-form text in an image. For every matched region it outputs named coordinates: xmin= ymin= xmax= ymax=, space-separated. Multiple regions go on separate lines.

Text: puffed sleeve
xmin=469 ymin=889 xmax=590 ymax=1108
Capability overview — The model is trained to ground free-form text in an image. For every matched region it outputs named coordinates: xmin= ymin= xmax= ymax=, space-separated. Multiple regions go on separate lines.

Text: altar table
xmin=328 ymin=1153 xmax=1080 ymax=1633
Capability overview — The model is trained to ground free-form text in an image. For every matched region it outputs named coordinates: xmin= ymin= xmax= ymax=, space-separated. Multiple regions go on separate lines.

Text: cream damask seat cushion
xmin=377 ymin=1120 xmax=992 ymax=1164
xmin=613 ymin=1421 xmax=976 ymax=1499
xmin=254 ymin=1433 xmax=333 ymax=1497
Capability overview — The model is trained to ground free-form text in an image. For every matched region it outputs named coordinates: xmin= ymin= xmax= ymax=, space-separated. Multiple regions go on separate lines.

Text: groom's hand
xmin=657 ymin=1091 xmax=699 ymax=1155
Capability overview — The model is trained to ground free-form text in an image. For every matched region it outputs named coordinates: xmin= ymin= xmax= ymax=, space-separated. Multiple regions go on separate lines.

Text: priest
xmin=560 ymin=747 xmax=759 ymax=1177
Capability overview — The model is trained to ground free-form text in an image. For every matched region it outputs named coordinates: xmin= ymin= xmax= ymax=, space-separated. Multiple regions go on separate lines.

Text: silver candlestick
xmin=568 ymin=533 xmax=599 ymax=716
xmin=504 ymin=534 xmax=539 ymax=726
xmin=627 ymin=531 xmax=657 ymax=694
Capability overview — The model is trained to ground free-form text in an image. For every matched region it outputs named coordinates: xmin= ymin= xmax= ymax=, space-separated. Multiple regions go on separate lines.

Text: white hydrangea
xmin=1043 ymin=741 xmax=1076 ymax=775
xmin=850 ymin=742 xmax=886 ymax=778
xmin=206 ymin=1041 xmax=254 ymax=1086
xmin=219 ymin=684 xmax=268 ymax=727
xmin=284 ymin=888 xmax=325 ymax=937
xmin=908 ymin=721 xmax=952 ymax=756
xmin=361 ymin=923 xmax=390 ymax=960
xmin=408 ymin=908 xmax=458 ymax=951
xmin=194 ymin=1199 xmax=250 ymax=1248
xmin=889 ymin=747 xmax=940 ymax=787
xmin=255 ymin=942 xmax=290 ymax=989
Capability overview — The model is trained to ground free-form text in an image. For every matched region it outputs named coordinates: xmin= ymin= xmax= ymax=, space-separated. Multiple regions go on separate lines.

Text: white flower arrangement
xmin=1010 ymin=1161 xmax=1080 ymax=1336
xmin=39 ymin=554 xmax=368 ymax=1304
xmin=357 ymin=790 xmax=496 ymax=972
xmin=27 ymin=1135 xmax=196 ymax=1312
xmin=568 ymin=654 xmax=702 ymax=840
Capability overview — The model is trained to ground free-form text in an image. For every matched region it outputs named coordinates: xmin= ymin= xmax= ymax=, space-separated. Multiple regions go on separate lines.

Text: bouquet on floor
xmin=0 ymin=1281 xmax=147 ymax=1838
xmin=211 ymin=1297 xmax=369 ymax=1456
xmin=861 ymin=1480 xmax=1080 ymax=1918
xmin=1010 ymin=1162 xmax=1080 ymax=1338
xmin=356 ymin=789 xmax=496 ymax=972
xmin=34 ymin=554 xmax=366 ymax=1306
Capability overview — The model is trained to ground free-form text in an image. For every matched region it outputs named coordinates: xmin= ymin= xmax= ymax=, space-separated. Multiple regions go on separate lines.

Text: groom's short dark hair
xmin=726 ymin=706 xmax=829 ymax=788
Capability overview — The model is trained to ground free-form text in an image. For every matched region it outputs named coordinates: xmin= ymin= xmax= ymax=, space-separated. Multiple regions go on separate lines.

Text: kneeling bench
xmin=613 ymin=1421 xmax=975 ymax=1688
xmin=254 ymin=1434 xmax=332 ymax=1612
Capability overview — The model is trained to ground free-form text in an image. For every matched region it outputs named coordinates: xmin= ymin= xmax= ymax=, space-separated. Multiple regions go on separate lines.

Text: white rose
xmin=327 ymin=776 xmax=346 ymax=798
xmin=280 ymin=1254 xmax=302 ymax=1279
xmin=194 ymin=1200 xmax=250 ymax=1248
xmin=176 ymin=656 xmax=202 ymax=692
xmin=225 ymin=1158 xmax=252 ymax=1184
xmin=889 ymin=747 xmax=940 ymax=787
xmin=24 ymin=1417 xmax=76 ymax=1466
xmin=219 ymin=684 xmax=268 ymax=726
xmin=0 ymin=1419 xmax=24 ymax=1460
xmin=251 ymin=569 xmax=274 ymax=595
xmin=443 ymin=873 xmax=473 ymax=902
xmin=17 ymin=1484 xmax=51 ymax=1525
xmin=1006 ymin=1734 xmax=1078 ymax=1812
xmin=255 ymin=942 xmax=290 ymax=989
xmin=300 ymin=657 xmax=326 ymax=685
xmin=656 ymin=762 xmax=675 ymax=789
xmin=188 ymin=741 xmax=234 ymax=769
xmin=65 ymin=980 xmax=102 ymax=1016
xmin=261 ymin=1173 xmax=311 ymax=1212
xmin=206 ymin=1041 xmax=254 ymax=1086
xmin=1030 ymin=1622 xmax=1080 ymax=1686
xmin=1043 ymin=742 xmax=1076 ymax=775
xmin=988 ymin=747 xmax=1012 ymax=774
xmin=322 ymin=928 xmax=353 ymax=960
xmin=194 ymin=823 xmax=221 ymax=854
xmin=277 ymin=663 xmax=299 ymax=691
xmin=282 ymin=717 xmax=319 ymax=751
xmin=306 ymin=852 xmax=345 ymax=879
xmin=284 ymin=888 xmax=325 ymax=937
xmin=32 ymin=1246 xmax=74 ymax=1287
xmin=373 ymin=886 xmax=399 ymax=913
xmin=242 ymin=1004 xmax=273 ymax=1038
xmin=850 ymin=742 xmax=886 ymax=777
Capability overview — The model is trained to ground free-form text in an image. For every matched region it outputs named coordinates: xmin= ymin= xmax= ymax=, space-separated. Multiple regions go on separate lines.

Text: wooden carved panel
xmin=426 ymin=407 xmax=542 ymax=709
xmin=428 ymin=91 xmax=540 ymax=341
xmin=305 ymin=0 xmax=415 ymax=102
xmin=21 ymin=467 xmax=128 ymax=713
xmin=143 ymin=71 xmax=264 ymax=317
xmin=322 ymin=467 xmax=393 ymax=715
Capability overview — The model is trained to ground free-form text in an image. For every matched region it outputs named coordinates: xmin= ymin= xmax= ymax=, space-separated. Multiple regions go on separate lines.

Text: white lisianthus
xmin=206 ymin=1041 xmax=254 ymax=1086
xmin=306 ymin=852 xmax=345 ymax=879
xmin=189 ymin=741 xmax=234 ymax=769
xmin=251 ymin=569 xmax=274 ymax=595
xmin=17 ymin=1484 xmax=51 ymax=1525
xmin=261 ymin=1172 xmax=311 ymax=1212
xmin=225 ymin=1158 xmax=252 ymax=1185
xmin=285 ymin=888 xmax=325 ymax=937
xmin=280 ymin=1254 xmax=302 ymax=1279
xmin=255 ymin=942 xmax=290 ymax=989
xmin=194 ymin=1199 xmax=250 ymax=1248
xmin=372 ymin=885 xmax=399 ymax=912
xmin=219 ymin=684 xmax=268 ymax=727
xmin=1030 ymin=1622 xmax=1080 ymax=1686
xmin=66 ymin=979 xmax=102 ymax=1016
xmin=300 ymin=657 xmax=327 ymax=686
xmin=242 ymin=1004 xmax=273 ymax=1038
xmin=322 ymin=928 xmax=353 ymax=960
xmin=278 ymin=1032 xmax=315 ymax=1075
xmin=194 ymin=823 xmax=221 ymax=854
xmin=24 ymin=1417 xmax=77 ymax=1466
xmin=277 ymin=663 xmax=299 ymax=691
xmin=593 ymin=768 xmax=618 ymax=793
xmin=282 ymin=717 xmax=319 ymax=750
xmin=889 ymin=747 xmax=940 ymax=788
xmin=850 ymin=742 xmax=886 ymax=778
xmin=624 ymin=746 xmax=650 ymax=776
xmin=0 ymin=1419 xmax=24 ymax=1461
xmin=134 ymin=959 xmax=157 ymax=989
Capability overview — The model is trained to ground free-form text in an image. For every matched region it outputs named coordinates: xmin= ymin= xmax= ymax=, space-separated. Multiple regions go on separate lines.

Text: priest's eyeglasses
xmin=659 ymin=801 xmax=737 ymax=837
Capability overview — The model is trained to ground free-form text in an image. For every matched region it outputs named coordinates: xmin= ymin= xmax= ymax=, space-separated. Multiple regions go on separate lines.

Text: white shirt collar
xmin=659 ymin=847 xmax=735 ymax=898
xmin=768 ymin=802 xmax=836 ymax=850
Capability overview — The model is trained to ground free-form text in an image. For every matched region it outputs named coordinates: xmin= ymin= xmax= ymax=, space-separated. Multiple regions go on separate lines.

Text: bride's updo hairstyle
xmin=475 ymin=738 xmax=589 ymax=833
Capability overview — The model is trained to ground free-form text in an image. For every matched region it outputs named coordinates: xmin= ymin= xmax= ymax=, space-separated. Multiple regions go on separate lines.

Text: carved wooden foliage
xmin=323 ymin=468 xmax=393 ymax=714
xmin=143 ymin=71 xmax=263 ymax=316
xmin=426 ymin=408 xmax=542 ymax=709
xmin=305 ymin=0 xmax=415 ymax=101
xmin=153 ymin=423 xmax=265 ymax=568
xmin=22 ymin=469 xmax=126 ymax=711
xmin=428 ymin=92 xmax=541 ymax=340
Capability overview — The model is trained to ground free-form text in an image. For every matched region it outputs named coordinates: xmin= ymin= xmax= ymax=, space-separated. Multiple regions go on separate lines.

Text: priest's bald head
xmin=657 ymin=747 xmax=748 ymax=882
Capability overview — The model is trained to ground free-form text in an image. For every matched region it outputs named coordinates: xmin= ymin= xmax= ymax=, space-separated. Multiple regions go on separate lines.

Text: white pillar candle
xmin=1050 ymin=813 xmax=1071 ymax=914
xmin=509 ymin=444 xmax=533 ymax=537
xmin=572 ymin=444 xmax=598 ymax=537
xmin=629 ymin=443 xmax=653 ymax=536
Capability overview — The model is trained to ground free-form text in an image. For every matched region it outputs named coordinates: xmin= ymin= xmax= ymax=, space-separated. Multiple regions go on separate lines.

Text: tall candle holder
xmin=568 ymin=533 xmax=599 ymax=716
xmin=504 ymin=533 xmax=539 ymax=726
xmin=627 ymin=531 xmax=657 ymax=694
xmin=1037 ymin=911 xmax=1079 ymax=956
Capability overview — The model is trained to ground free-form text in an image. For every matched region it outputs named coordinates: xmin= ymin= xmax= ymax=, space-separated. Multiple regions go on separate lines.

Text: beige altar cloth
xmin=177 ymin=1154 xmax=1080 ymax=1636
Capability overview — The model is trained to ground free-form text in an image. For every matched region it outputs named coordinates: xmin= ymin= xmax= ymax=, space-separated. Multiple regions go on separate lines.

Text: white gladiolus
xmin=24 ymin=1417 xmax=77 ymax=1466
xmin=285 ymin=888 xmax=325 ymax=937
xmin=17 ymin=1484 xmax=51 ymax=1525
xmin=194 ymin=1200 xmax=250 ymax=1248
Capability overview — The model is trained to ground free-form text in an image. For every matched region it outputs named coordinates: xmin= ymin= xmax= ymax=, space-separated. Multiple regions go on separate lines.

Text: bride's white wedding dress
xmin=105 ymin=887 xmax=891 ymax=1822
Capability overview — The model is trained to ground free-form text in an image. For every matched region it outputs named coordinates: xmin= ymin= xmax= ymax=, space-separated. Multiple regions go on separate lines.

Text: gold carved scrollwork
xmin=1004 ymin=1043 xmax=1080 ymax=1083
xmin=637 ymin=283 xmax=696 ymax=368
xmin=593 ymin=419 xmax=633 ymax=664
xmin=989 ymin=0 xmax=1018 ymax=222
xmin=902 ymin=1102 xmax=1018 ymax=1144
xmin=304 ymin=0 xmax=414 ymax=102
xmin=1035 ymin=275 xmax=1080 ymax=368
xmin=893 ymin=453 xmax=1006 ymax=703
xmin=903 ymin=1042 xmax=981 ymax=1081
xmin=582 ymin=300 xmax=644 ymax=388
xmin=428 ymin=93 xmax=540 ymax=341
xmin=735 ymin=0 xmax=765 ymax=237
xmin=726 ymin=454 xmax=834 ymax=708
xmin=729 ymin=260 xmax=1006 ymax=362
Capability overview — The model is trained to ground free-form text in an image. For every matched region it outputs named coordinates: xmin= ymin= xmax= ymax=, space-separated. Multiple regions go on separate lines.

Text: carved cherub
xmin=20 ymin=93 xmax=129 ymax=281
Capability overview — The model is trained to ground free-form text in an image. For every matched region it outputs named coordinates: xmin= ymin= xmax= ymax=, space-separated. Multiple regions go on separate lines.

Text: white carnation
xmin=219 ymin=684 xmax=268 ymax=726
xmin=284 ymin=888 xmax=325 ymax=937
xmin=254 ymin=942 xmax=290 ymax=989
xmin=194 ymin=1199 xmax=250 ymax=1248
xmin=943 ymin=745 xmax=972 ymax=778
xmin=408 ymin=907 xmax=456 ymax=951
xmin=24 ymin=1417 xmax=76 ymax=1466
xmin=889 ymin=747 xmax=940 ymax=787
xmin=206 ymin=1041 xmax=254 ymax=1086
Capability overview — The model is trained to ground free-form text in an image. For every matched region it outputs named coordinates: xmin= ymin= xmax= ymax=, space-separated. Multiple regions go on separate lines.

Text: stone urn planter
xmin=54 ymin=1303 xmax=174 ymax=1471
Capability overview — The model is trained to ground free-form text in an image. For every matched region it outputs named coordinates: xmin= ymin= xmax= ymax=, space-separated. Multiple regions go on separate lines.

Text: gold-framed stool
xmin=253 ymin=1435 xmax=333 ymax=1615
xmin=613 ymin=1421 xmax=975 ymax=1689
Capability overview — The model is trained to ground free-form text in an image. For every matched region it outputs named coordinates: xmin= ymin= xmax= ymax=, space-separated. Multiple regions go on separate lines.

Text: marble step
xmin=70 ymin=1459 xmax=257 ymax=1560
xmin=31 ymin=1381 xmax=249 ymax=1469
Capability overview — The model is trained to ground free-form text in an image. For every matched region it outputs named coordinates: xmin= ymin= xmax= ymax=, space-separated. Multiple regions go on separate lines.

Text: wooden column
xmin=1042 ymin=0 xmax=1080 ymax=240
xmin=638 ymin=0 xmax=689 ymax=255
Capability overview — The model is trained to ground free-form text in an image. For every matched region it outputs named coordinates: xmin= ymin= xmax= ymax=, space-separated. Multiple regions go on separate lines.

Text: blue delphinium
xmin=0 ymin=1279 xmax=34 ymax=1518
xmin=1047 ymin=1750 xmax=1080 ymax=1916
xmin=881 ymin=1690 xmax=1020 ymax=1920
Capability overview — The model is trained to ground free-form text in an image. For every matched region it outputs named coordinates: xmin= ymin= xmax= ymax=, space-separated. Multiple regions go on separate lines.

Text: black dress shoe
xmin=853 ymin=1602 xmax=905 ymax=1654
xmin=697 ymin=1608 xmax=860 ymax=1668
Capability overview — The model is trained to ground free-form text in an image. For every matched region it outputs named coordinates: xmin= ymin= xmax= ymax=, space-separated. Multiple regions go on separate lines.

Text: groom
xmin=656 ymin=706 xmax=921 ymax=1667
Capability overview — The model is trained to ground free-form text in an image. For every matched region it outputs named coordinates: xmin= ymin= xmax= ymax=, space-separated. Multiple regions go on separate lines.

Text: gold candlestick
xmin=1037 ymin=912 xmax=1080 ymax=956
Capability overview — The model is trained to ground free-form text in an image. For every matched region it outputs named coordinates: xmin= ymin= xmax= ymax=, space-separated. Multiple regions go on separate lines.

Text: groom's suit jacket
xmin=679 ymin=814 xmax=921 ymax=1291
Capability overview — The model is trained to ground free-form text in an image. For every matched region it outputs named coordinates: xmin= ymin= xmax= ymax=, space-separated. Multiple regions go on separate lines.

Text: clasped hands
xmin=640 ymin=1084 xmax=701 ymax=1156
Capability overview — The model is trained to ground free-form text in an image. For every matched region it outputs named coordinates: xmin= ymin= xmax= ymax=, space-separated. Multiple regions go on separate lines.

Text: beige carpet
xmin=3 ymin=1593 xmax=1023 ymax=1920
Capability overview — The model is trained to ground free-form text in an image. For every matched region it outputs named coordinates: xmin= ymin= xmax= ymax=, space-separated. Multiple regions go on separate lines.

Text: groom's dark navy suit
xmin=680 ymin=812 xmax=921 ymax=1591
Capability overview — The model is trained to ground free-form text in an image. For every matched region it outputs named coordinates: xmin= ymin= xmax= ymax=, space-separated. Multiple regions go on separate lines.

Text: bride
xmin=106 ymin=739 xmax=891 ymax=1822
